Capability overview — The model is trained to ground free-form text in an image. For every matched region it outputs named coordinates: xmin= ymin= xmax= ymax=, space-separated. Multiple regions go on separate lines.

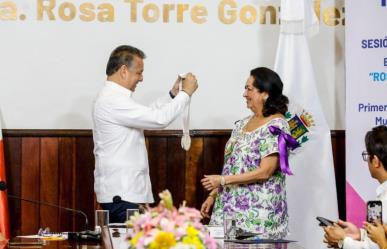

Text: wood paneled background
xmin=3 ymin=130 xmax=345 ymax=237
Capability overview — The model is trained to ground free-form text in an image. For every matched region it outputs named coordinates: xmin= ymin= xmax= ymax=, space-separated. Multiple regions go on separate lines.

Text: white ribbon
xmin=179 ymin=74 xmax=191 ymax=151
xmin=181 ymin=99 xmax=191 ymax=151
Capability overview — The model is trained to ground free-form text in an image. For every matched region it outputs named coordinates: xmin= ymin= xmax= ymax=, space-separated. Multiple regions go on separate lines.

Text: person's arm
xmin=149 ymin=76 xmax=182 ymax=109
xmin=226 ymin=119 xmax=288 ymax=185
xmin=202 ymin=120 xmax=288 ymax=190
xmin=364 ymin=222 xmax=387 ymax=249
xmin=97 ymin=92 xmax=190 ymax=130
xmin=106 ymin=73 xmax=196 ymax=129
xmin=200 ymin=188 xmax=218 ymax=218
xmin=201 ymin=154 xmax=278 ymax=190
xmin=342 ymin=237 xmax=371 ymax=249
xmin=149 ymin=94 xmax=174 ymax=109
xmin=225 ymin=154 xmax=278 ymax=184
xmin=341 ymin=229 xmax=380 ymax=249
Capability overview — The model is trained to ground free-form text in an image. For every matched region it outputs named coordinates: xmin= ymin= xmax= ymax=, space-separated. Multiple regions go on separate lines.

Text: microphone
xmin=1 ymin=181 xmax=97 ymax=240
xmin=8 ymin=194 xmax=89 ymax=232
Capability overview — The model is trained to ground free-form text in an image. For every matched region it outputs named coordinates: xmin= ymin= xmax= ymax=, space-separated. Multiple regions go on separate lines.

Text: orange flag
xmin=0 ymin=120 xmax=10 ymax=240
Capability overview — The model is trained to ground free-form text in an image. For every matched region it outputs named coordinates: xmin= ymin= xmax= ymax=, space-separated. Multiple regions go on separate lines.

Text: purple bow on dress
xmin=268 ymin=125 xmax=300 ymax=175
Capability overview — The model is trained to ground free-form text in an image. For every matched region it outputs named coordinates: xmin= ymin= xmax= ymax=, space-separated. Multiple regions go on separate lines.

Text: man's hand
xmin=181 ymin=73 xmax=198 ymax=96
xmin=324 ymin=224 xmax=346 ymax=248
xmin=364 ymin=222 xmax=387 ymax=249
xmin=170 ymin=76 xmax=182 ymax=97
xmin=139 ymin=204 xmax=148 ymax=214
xmin=337 ymin=220 xmax=361 ymax=240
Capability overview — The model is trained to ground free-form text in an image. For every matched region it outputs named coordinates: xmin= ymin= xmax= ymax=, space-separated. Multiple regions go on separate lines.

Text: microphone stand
xmin=2 ymin=182 xmax=100 ymax=241
xmin=8 ymin=195 xmax=100 ymax=241
xmin=8 ymin=195 xmax=89 ymax=232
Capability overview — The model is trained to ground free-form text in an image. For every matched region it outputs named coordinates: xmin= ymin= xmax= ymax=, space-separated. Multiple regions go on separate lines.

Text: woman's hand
xmin=364 ymin=222 xmax=387 ymax=249
xmin=201 ymin=175 xmax=221 ymax=191
xmin=200 ymin=196 xmax=215 ymax=218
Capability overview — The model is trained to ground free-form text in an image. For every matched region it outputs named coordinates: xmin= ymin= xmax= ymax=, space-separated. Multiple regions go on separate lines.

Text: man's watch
xmin=169 ymin=90 xmax=176 ymax=99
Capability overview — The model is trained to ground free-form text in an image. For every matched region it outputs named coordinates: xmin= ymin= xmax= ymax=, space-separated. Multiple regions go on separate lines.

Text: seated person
xmin=364 ymin=222 xmax=387 ymax=249
xmin=324 ymin=125 xmax=387 ymax=249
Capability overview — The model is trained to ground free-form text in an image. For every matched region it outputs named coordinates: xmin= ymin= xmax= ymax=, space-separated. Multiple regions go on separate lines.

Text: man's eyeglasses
xmin=362 ymin=151 xmax=370 ymax=162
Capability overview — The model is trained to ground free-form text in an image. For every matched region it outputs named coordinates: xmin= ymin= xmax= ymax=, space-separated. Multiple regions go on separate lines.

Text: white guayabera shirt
xmin=92 ymin=81 xmax=189 ymax=204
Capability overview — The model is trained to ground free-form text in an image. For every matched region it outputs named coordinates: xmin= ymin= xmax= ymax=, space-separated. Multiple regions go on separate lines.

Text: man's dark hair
xmin=250 ymin=67 xmax=289 ymax=117
xmin=365 ymin=125 xmax=387 ymax=169
xmin=106 ymin=45 xmax=146 ymax=76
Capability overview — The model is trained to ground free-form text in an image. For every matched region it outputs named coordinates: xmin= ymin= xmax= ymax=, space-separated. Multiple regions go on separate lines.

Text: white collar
xmin=105 ymin=80 xmax=133 ymax=96
xmin=376 ymin=180 xmax=387 ymax=199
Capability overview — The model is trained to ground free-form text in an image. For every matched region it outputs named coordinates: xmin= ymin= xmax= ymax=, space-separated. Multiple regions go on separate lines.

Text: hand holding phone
xmin=316 ymin=216 xmax=334 ymax=227
xmin=367 ymin=200 xmax=383 ymax=224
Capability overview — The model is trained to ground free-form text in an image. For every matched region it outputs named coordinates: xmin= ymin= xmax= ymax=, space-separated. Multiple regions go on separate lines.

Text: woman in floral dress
xmin=201 ymin=67 xmax=298 ymax=239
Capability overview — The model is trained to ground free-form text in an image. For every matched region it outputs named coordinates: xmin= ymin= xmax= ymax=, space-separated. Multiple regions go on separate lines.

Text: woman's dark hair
xmin=250 ymin=67 xmax=289 ymax=117
xmin=365 ymin=125 xmax=387 ymax=169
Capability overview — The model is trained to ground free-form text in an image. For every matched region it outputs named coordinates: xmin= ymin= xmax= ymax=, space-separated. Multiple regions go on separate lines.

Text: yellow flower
xmin=159 ymin=190 xmax=173 ymax=210
xmin=186 ymin=226 xmax=199 ymax=237
xmin=130 ymin=231 xmax=143 ymax=246
xmin=182 ymin=236 xmax=204 ymax=249
xmin=181 ymin=226 xmax=204 ymax=249
xmin=149 ymin=231 xmax=176 ymax=249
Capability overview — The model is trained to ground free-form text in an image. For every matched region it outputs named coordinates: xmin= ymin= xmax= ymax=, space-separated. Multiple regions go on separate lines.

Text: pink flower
xmin=129 ymin=189 xmax=218 ymax=249
xmin=204 ymin=233 xmax=218 ymax=249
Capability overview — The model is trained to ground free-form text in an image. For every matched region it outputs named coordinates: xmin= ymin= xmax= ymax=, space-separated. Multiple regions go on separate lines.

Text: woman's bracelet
xmin=220 ymin=176 xmax=226 ymax=186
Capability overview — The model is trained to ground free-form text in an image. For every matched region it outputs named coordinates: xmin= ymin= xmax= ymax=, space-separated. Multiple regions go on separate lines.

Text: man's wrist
xmin=169 ymin=90 xmax=176 ymax=99
xmin=181 ymin=89 xmax=192 ymax=96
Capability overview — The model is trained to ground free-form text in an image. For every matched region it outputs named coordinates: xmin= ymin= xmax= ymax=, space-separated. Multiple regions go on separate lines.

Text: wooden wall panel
xmin=3 ymin=137 xmax=21 ymax=236
xmin=58 ymin=137 xmax=76 ymax=232
xmin=148 ymin=137 xmax=168 ymax=203
xmin=166 ymin=138 xmax=186 ymax=206
xmin=185 ymin=138 xmax=203 ymax=207
xmin=75 ymin=137 xmax=95 ymax=231
xmin=40 ymin=138 xmax=59 ymax=231
xmin=21 ymin=138 xmax=40 ymax=235
xmin=3 ymin=130 xmax=346 ymax=236
xmin=201 ymin=137 xmax=229 ymax=206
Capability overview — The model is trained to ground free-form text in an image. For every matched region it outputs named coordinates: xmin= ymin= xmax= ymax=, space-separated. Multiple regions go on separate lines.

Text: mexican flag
xmin=0 ymin=117 xmax=10 ymax=240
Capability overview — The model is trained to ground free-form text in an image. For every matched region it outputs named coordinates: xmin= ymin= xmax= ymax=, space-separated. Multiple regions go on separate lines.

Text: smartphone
xmin=367 ymin=200 xmax=383 ymax=223
xmin=316 ymin=216 xmax=334 ymax=227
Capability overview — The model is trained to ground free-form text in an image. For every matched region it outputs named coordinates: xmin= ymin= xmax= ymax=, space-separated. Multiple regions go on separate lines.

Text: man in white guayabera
xmin=92 ymin=45 xmax=198 ymax=223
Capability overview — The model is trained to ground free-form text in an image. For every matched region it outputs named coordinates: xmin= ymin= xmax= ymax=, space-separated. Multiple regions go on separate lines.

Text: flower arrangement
xmin=128 ymin=190 xmax=217 ymax=249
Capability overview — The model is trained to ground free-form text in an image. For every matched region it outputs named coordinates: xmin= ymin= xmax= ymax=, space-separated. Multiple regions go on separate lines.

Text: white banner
xmin=275 ymin=1 xmax=338 ymax=248
xmin=346 ymin=0 xmax=387 ymax=226
xmin=0 ymin=0 xmax=344 ymax=129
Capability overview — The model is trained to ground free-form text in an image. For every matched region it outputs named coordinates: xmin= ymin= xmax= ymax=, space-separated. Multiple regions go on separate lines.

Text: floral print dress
xmin=209 ymin=116 xmax=290 ymax=239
